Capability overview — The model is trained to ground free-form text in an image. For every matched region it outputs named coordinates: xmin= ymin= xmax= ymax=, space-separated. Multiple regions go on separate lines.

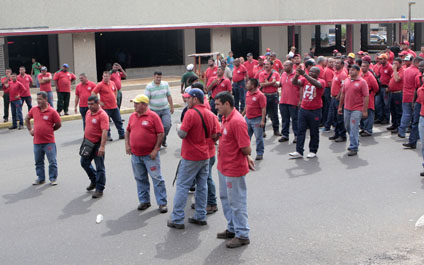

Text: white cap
xmin=187 ymin=64 xmax=194 ymax=71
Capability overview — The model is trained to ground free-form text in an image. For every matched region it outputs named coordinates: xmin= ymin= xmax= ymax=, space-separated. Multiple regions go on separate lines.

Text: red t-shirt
xmin=84 ymin=109 xmax=110 ymax=143
xmin=331 ymin=69 xmax=348 ymax=97
xmin=76 ymin=81 xmax=97 ymax=108
xmin=110 ymin=71 xmax=126 ymax=90
xmin=17 ymin=74 xmax=33 ymax=97
xmin=126 ymin=109 xmax=164 ymax=156
xmin=418 ymin=86 xmax=424 ymax=116
xmin=8 ymin=81 xmax=26 ymax=101
xmin=361 ymin=71 xmax=379 ymax=110
xmin=253 ymin=65 xmax=264 ymax=79
xmin=207 ymin=115 xmax=220 ymax=158
xmin=180 ymin=104 xmax=217 ymax=161
xmin=378 ymin=63 xmax=393 ymax=86
xmin=218 ymin=109 xmax=250 ymax=177
xmin=93 ymin=81 xmax=118 ymax=109
xmin=317 ymin=65 xmax=326 ymax=79
xmin=300 ymin=78 xmax=326 ymax=110
xmin=232 ymin=65 xmax=247 ymax=82
xmin=419 ymin=53 xmax=424 ymax=58
xmin=245 ymin=89 xmax=266 ymax=119
xmin=1 ymin=77 xmax=11 ymax=93
xmin=386 ymin=51 xmax=395 ymax=64
xmin=53 ymin=71 xmax=76 ymax=92
xmin=388 ymin=67 xmax=404 ymax=92
xmin=402 ymin=65 xmax=421 ymax=103
xmin=272 ymin=59 xmax=283 ymax=72
xmin=38 ymin=72 xmax=52 ymax=92
xmin=258 ymin=70 xmax=280 ymax=93
xmin=27 ymin=105 xmax=61 ymax=144
xmin=243 ymin=60 xmax=258 ymax=78
xmin=280 ymin=70 xmax=300 ymax=106
xmin=205 ymin=66 xmax=218 ymax=84
xmin=404 ymin=49 xmax=417 ymax=57
xmin=209 ymin=77 xmax=232 ymax=99
xmin=323 ymin=67 xmax=335 ymax=88
xmin=342 ymin=78 xmax=369 ymax=111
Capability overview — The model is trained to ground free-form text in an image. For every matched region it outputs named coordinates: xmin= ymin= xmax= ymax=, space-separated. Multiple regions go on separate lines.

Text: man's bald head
xmin=309 ymin=67 xmax=320 ymax=78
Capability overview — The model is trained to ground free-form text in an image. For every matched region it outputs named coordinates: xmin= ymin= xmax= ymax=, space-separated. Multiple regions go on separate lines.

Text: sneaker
xmin=64 ymin=112 xmax=69 ymax=116
xmin=360 ymin=131 xmax=372 ymax=137
xmin=188 ymin=217 xmax=207 ymax=226
xmin=159 ymin=205 xmax=168 ymax=213
xmin=92 ymin=190 xmax=103 ymax=199
xmin=206 ymin=205 xmax=218 ymax=214
xmin=137 ymin=202 xmax=151 ymax=211
xmin=397 ymin=134 xmax=405 ymax=139
xmin=189 ymin=187 xmax=196 ymax=194
xmin=306 ymin=153 xmax=316 ymax=159
xmin=162 ymin=141 xmax=167 ymax=148
xmin=390 ymin=128 xmax=398 ymax=134
xmin=107 ymin=136 xmax=113 ymax=141
xmin=329 ymin=135 xmax=338 ymax=140
xmin=335 ymin=137 xmax=346 ymax=142
xmin=119 ymin=135 xmax=125 ymax=140
xmin=3 ymin=118 xmax=8 ymax=123
xmin=402 ymin=143 xmax=416 ymax=149
xmin=293 ymin=137 xmax=297 ymax=143
xmin=18 ymin=125 xmax=23 ymax=130
xmin=347 ymin=150 xmax=358 ymax=156
xmin=50 ymin=180 xmax=58 ymax=186
xmin=217 ymin=230 xmax=235 ymax=239
xmin=263 ymin=132 xmax=267 ymax=138
xmin=255 ymin=155 xmax=263 ymax=161
xmin=420 ymin=171 xmax=424 ymax=177
xmin=167 ymin=220 xmax=185 ymax=229
xmin=32 ymin=179 xmax=45 ymax=185
xmin=289 ymin=152 xmax=303 ymax=159
xmin=86 ymin=182 xmax=96 ymax=191
xmin=226 ymin=237 xmax=250 ymax=248
xmin=8 ymin=126 xmax=17 ymax=130
xmin=191 ymin=203 xmax=195 ymax=209
xmin=274 ymin=131 xmax=282 ymax=136
xmin=278 ymin=136 xmax=289 ymax=142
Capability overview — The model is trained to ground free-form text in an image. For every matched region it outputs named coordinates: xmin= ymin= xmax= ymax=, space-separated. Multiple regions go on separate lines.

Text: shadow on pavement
xmin=58 ymin=193 xmax=97 ymax=219
xmin=328 ymin=141 xmax=347 ymax=154
xmin=202 ymin=241 xmax=247 ymax=265
xmin=102 ymin=209 xmax=160 ymax=237
xmin=336 ymin=154 xmax=369 ymax=169
xmin=3 ymin=184 xmax=51 ymax=204
xmin=61 ymin=138 xmax=83 ymax=147
xmin=286 ymin=158 xmax=321 ymax=178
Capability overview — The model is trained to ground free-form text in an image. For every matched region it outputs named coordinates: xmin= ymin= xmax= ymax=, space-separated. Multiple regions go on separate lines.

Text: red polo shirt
xmin=209 ymin=77 xmax=232 ymax=99
xmin=8 ymin=81 xmax=26 ymax=101
xmin=253 ymin=65 xmax=264 ymax=79
xmin=323 ymin=67 xmax=335 ymax=87
xmin=300 ymin=78 xmax=326 ymax=110
xmin=93 ymin=81 xmax=118 ymax=109
xmin=180 ymin=104 xmax=217 ymax=161
xmin=272 ymin=59 xmax=283 ymax=72
xmin=1 ymin=77 xmax=11 ymax=93
xmin=38 ymin=72 xmax=52 ymax=92
xmin=232 ymin=65 xmax=247 ymax=82
xmin=386 ymin=51 xmax=395 ymax=64
xmin=331 ymin=69 xmax=348 ymax=97
xmin=207 ymin=115 xmax=220 ymax=158
xmin=84 ymin=109 xmax=110 ymax=143
xmin=280 ymin=70 xmax=300 ymax=106
xmin=388 ymin=67 xmax=404 ymax=92
xmin=317 ymin=65 xmax=326 ymax=79
xmin=404 ymin=49 xmax=417 ymax=57
xmin=17 ymin=74 xmax=33 ymax=97
xmin=361 ymin=71 xmax=379 ymax=110
xmin=245 ymin=89 xmax=266 ymax=119
xmin=27 ymin=105 xmax=61 ymax=144
xmin=110 ymin=71 xmax=126 ymax=90
xmin=53 ymin=71 xmax=76 ymax=92
xmin=205 ymin=66 xmax=218 ymax=84
xmin=218 ymin=109 xmax=250 ymax=177
xmin=127 ymin=109 xmax=164 ymax=156
xmin=403 ymin=65 xmax=421 ymax=103
xmin=76 ymin=81 xmax=97 ymax=108
xmin=342 ymin=78 xmax=369 ymax=111
xmin=418 ymin=86 xmax=424 ymax=116
xmin=259 ymin=70 xmax=280 ymax=93
xmin=378 ymin=63 xmax=393 ymax=86
xmin=243 ymin=60 xmax=258 ymax=78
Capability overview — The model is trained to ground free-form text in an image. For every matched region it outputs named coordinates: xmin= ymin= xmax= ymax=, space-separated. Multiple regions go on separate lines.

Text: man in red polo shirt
xmin=92 ymin=71 xmax=125 ymax=141
xmin=75 ymin=73 xmax=97 ymax=129
xmin=253 ymin=56 xmax=265 ymax=79
xmin=360 ymin=57 xmax=380 ymax=137
xmin=292 ymin=54 xmax=302 ymax=70
xmin=270 ymin=52 xmax=283 ymax=74
xmin=385 ymin=47 xmax=395 ymax=64
xmin=419 ymin=46 xmax=424 ymax=58
xmin=17 ymin=66 xmax=33 ymax=111
xmin=2 ymin=67 xmax=12 ymax=122
xmin=4 ymin=73 xmax=26 ymax=130
xmin=259 ymin=61 xmax=281 ymax=136
xmin=110 ymin=63 xmax=127 ymax=110
xmin=207 ymin=66 xmax=232 ymax=114
xmin=243 ymin=53 xmax=258 ymax=79
xmin=205 ymin=58 xmax=218 ymax=86
xmin=386 ymin=58 xmax=404 ymax=134
xmin=401 ymin=41 xmax=417 ymax=57
xmin=214 ymin=91 xmax=254 ymax=248
xmin=241 ymin=79 xmax=266 ymax=160
xmin=232 ymin=58 xmax=248 ymax=112
xmin=316 ymin=56 xmax=326 ymax=79
xmin=125 ymin=94 xmax=168 ymax=213
xmin=38 ymin=67 xmax=54 ymax=107
xmin=25 ymin=91 xmax=61 ymax=186
xmin=375 ymin=54 xmax=392 ymax=124
xmin=322 ymin=58 xmax=335 ymax=131
xmin=338 ymin=65 xmax=369 ymax=156
xmin=80 ymin=95 xmax=109 ymax=199
xmin=168 ymin=88 xmax=218 ymax=230
xmin=53 ymin=64 xmax=76 ymax=116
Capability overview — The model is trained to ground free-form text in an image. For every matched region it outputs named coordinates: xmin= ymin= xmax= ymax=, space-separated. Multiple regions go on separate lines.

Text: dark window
xmin=231 ymin=27 xmax=259 ymax=59
xmin=195 ymin=29 xmax=211 ymax=63
xmin=7 ymin=35 xmax=50 ymax=73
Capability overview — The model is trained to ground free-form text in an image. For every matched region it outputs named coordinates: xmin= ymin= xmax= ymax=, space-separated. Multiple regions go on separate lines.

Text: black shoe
xmin=420 ymin=171 xmax=424 ymax=177
xmin=92 ymin=190 xmax=103 ymax=198
xmin=189 ymin=187 xmax=195 ymax=194
xmin=329 ymin=135 xmax=338 ymax=140
xmin=390 ymin=129 xmax=398 ymax=134
xmin=107 ymin=136 xmax=113 ymax=141
xmin=386 ymin=125 xmax=396 ymax=131
xmin=255 ymin=155 xmax=263 ymax=160
xmin=3 ymin=118 xmax=8 ymax=122
xmin=188 ymin=217 xmax=207 ymax=226
xmin=217 ymin=230 xmax=236 ymax=239
xmin=162 ymin=142 xmax=167 ymax=148
xmin=273 ymin=131 xmax=282 ymax=136
xmin=278 ymin=136 xmax=289 ymax=142
xmin=18 ymin=125 xmax=23 ymax=130
xmin=360 ymin=131 xmax=372 ymax=137
xmin=347 ymin=150 xmax=358 ymax=156
xmin=335 ymin=137 xmax=346 ymax=142
xmin=293 ymin=137 xmax=297 ymax=143
xmin=64 ymin=112 xmax=69 ymax=116
xmin=402 ymin=143 xmax=416 ymax=149
xmin=119 ymin=135 xmax=125 ymax=140
xmin=32 ymin=179 xmax=45 ymax=185
xmin=398 ymin=134 xmax=405 ymax=139
xmin=86 ymin=183 xmax=96 ymax=191
xmin=263 ymin=132 xmax=267 ymax=138
xmin=374 ymin=119 xmax=382 ymax=124
xmin=8 ymin=126 xmax=17 ymax=130
xmin=191 ymin=203 xmax=195 ymax=209
xmin=380 ymin=120 xmax=389 ymax=125
xmin=159 ymin=205 xmax=168 ymax=213
xmin=121 ymin=119 xmax=125 ymax=122
xmin=137 ymin=202 xmax=151 ymax=211
xmin=167 ymin=220 xmax=185 ymax=229
xmin=407 ymin=127 xmax=412 ymax=133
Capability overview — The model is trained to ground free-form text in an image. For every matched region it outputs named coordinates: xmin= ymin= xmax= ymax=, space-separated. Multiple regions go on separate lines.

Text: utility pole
xmin=408 ymin=2 xmax=416 ymax=44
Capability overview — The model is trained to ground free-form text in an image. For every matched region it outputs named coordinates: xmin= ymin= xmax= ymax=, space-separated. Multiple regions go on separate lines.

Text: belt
xmin=264 ymin=92 xmax=278 ymax=96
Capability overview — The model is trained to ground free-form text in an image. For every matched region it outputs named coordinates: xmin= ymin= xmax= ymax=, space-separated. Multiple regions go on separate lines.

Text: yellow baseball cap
xmin=348 ymin=53 xmax=355 ymax=58
xmin=130 ymin=94 xmax=149 ymax=104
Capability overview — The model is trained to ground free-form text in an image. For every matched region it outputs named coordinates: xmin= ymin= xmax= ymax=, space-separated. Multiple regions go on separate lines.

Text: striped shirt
xmin=145 ymin=81 xmax=171 ymax=110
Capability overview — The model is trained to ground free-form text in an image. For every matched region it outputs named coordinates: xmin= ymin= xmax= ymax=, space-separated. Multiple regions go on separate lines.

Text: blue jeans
xmin=35 ymin=74 xmax=40 ymax=88
xmin=218 ymin=170 xmax=249 ymax=239
xmin=389 ymin=92 xmax=403 ymax=128
xmin=375 ymin=86 xmax=390 ymax=122
xmin=360 ymin=109 xmax=375 ymax=134
xmin=152 ymin=108 xmax=172 ymax=143
xmin=34 ymin=143 xmax=58 ymax=181
xmin=104 ymin=108 xmax=125 ymax=137
xmin=80 ymin=143 xmax=106 ymax=191
xmin=80 ymin=107 xmax=89 ymax=130
xmin=245 ymin=116 xmax=264 ymax=156
xmin=409 ymin=102 xmax=421 ymax=145
xmin=279 ymin=103 xmax=298 ymax=137
xmin=233 ymin=80 xmax=246 ymax=112
xmin=344 ymin=110 xmax=362 ymax=151
xmin=171 ymin=158 xmax=209 ymax=224
xmin=326 ymin=97 xmax=346 ymax=137
xmin=131 ymin=154 xmax=167 ymax=205
xmin=190 ymin=156 xmax=217 ymax=206
xmin=419 ymin=117 xmax=424 ymax=167
xmin=296 ymin=108 xmax=321 ymax=155
xmin=321 ymin=87 xmax=331 ymax=126
xmin=265 ymin=93 xmax=279 ymax=133
xmin=46 ymin=91 xmax=54 ymax=108
xmin=10 ymin=100 xmax=23 ymax=127
xmin=209 ymin=98 xmax=217 ymax=115
xmin=21 ymin=96 xmax=32 ymax=111
xmin=398 ymin=102 xmax=413 ymax=137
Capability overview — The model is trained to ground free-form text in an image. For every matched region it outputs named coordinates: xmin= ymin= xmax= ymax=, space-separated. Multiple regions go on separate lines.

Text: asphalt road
xmin=1 ymin=109 xmax=424 ymax=265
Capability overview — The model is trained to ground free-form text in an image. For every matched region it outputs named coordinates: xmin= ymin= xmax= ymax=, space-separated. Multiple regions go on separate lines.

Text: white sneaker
xmin=306 ymin=153 xmax=317 ymax=159
xmin=289 ymin=152 xmax=303 ymax=159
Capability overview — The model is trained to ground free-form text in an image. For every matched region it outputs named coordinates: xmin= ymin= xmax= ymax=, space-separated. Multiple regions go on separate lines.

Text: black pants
xmin=21 ymin=96 xmax=32 ymax=112
xmin=296 ymin=108 xmax=321 ymax=155
xmin=57 ymin=92 xmax=70 ymax=114
xmin=265 ymin=93 xmax=279 ymax=133
xmin=3 ymin=93 xmax=9 ymax=120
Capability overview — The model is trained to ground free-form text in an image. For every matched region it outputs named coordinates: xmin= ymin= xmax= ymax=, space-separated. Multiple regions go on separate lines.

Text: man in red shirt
xmin=214 ymin=91 xmax=254 ymax=248
xmin=110 ymin=63 xmax=127 ymax=110
xmin=92 ymin=71 xmax=125 ymax=141
xmin=419 ymin=46 xmax=424 ymax=58
xmin=338 ymin=65 xmax=369 ymax=156
xmin=125 ymin=94 xmax=168 ymax=213
xmin=4 ymin=73 xmax=26 ymax=129
xmin=17 ymin=66 xmax=33 ymax=111
xmin=416 ymin=76 xmax=424 ymax=176
xmin=253 ymin=56 xmax=265 ymax=79
xmin=80 ymin=95 xmax=110 ymax=199
xmin=207 ymin=66 xmax=232 ymax=115
xmin=289 ymin=67 xmax=325 ymax=159
xmin=38 ymin=67 xmax=54 ymax=107
xmin=75 ymin=73 xmax=97 ymax=129
xmin=322 ymin=58 xmax=335 ymax=131
xmin=259 ymin=61 xmax=281 ymax=136
xmin=375 ymin=54 xmax=393 ymax=124
xmin=386 ymin=58 xmax=404 ymax=134
xmin=401 ymin=41 xmax=417 ymax=57
xmin=270 ymin=52 xmax=283 ymax=74
xmin=241 ymin=79 xmax=266 ymax=160
xmin=279 ymin=60 xmax=300 ymax=143
xmin=292 ymin=54 xmax=302 ymax=70
xmin=168 ymin=88 xmax=218 ymax=230
xmin=243 ymin=53 xmax=258 ymax=79
xmin=205 ymin=58 xmax=218 ymax=86
xmin=232 ymin=58 xmax=248 ymax=112
xmin=25 ymin=91 xmax=61 ymax=185
xmin=53 ymin=64 xmax=76 ymax=116
xmin=385 ymin=47 xmax=395 ymax=64
xmin=2 ymin=67 xmax=12 ymax=122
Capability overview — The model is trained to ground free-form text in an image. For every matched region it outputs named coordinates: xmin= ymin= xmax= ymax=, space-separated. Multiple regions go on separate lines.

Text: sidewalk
xmin=0 ymin=76 xmax=185 ymax=129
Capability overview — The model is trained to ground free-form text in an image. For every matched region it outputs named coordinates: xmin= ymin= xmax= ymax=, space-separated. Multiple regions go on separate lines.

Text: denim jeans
xmin=279 ymin=103 xmax=298 ymax=137
xmin=171 ymin=158 xmax=209 ymax=224
xmin=57 ymin=92 xmax=70 ymax=114
xmin=326 ymin=97 xmax=346 ymax=137
xmin=409 ymin=102 xmax=421 ymax=145
xmin=10 ymin=100 xmax=23 ymax=127
xmin=131 ymin=153 xmax=167 ymax=205
xmin=296 ymin=108 xmax=321 ymax=155
xmin=152 ymin=108 xmax=172 ymax=144
xmin=117 ymin=90 xmax=122 ymax=109
xmin=80 ymin=143 xmax=106 ymax=191
xmin=418 ymin=117 xmax=424 ymax=167
xmin=80 ymin=107 xmax=89 ymax=130
xmin=245 ymin=116 xmax=264 ymax=156
xmin=375 ymin=86 xmax=390 ymax=122
xmin=209 ymin=98 xmax=217 ymax=115
xmin=3 ymin=93 xmax=9 ymax=120
xmin=360 ymin=109 xmax=375 ymax=134
xmin=189 ymin=156 xmax=217 ymax=206
xmin=218 ymin=170 xmax=249 ymax=239
xmin=344 ymin=109 xmax=362 ymax=151
xmin=35 ymin=74 xmax=40 ymax=88
xmin=34 ymin=143 xmax=58 ymax=181
xmin=265 ymin=93 xmax=279 ymax=133
xmin=104 ymin=108 xmax=125 ymax=138
xmin=389 ymin=92 xmax=403 ymax=128
xmin=46 ymin=91 xmax=54 ymax=108
xmin=233 ymin=80 xmax=246 ymax=112
xmin=321 ymin=87 xmax=331 ymax=126
xmin=21 ymin=96 xmax=32 ymax=111
xmin=398 ymin=102 xmax=413 ymax=137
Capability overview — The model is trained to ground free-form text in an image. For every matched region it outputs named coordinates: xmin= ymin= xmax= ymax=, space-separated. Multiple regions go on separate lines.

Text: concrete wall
xmin=73 ymin=33 xmax=97 ymax=82
xmin=300 ymin=25 xmax=314 ymax=56
xmin=183 ymin=29 xmax=196 ymax=66
xmin=126 ymin=65 xmax=187 ymax=79
xmin=211 ymin=28 xmax=231 ymax=55
xmin=260 ymin=26 xmax=288 ymax=60
xmin=58 ymin=34 xmax=74 ymax=72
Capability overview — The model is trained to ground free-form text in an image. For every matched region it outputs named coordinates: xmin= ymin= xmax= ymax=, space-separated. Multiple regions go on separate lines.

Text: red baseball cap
xmin=362 ymin=55 xmax=371 ymax=63
xmin=357 ymin=51 xmax=364 ymax=55
xmin=333 ymin=49 xmax=339 ymax=53
xmin=266 ymin=48 xmax=271 ymax=52
xmin=402 ymin=41 xmax=410 ymax=46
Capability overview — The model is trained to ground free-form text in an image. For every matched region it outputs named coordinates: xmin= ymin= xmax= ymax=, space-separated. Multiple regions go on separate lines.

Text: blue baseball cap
xmin=62 ymin=63 xmax=69 ymax=68
xmin=183 ymin=88 xmax=204 ymax=100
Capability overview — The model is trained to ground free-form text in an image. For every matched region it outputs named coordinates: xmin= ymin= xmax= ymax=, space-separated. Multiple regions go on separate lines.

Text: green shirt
xmin=32 ymin=62 xmax=41 ymax=76
xmin=181 ymin=71 xmax=197 ymax=89
xmin=145 ymin=81 xmax=171 ymax=111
